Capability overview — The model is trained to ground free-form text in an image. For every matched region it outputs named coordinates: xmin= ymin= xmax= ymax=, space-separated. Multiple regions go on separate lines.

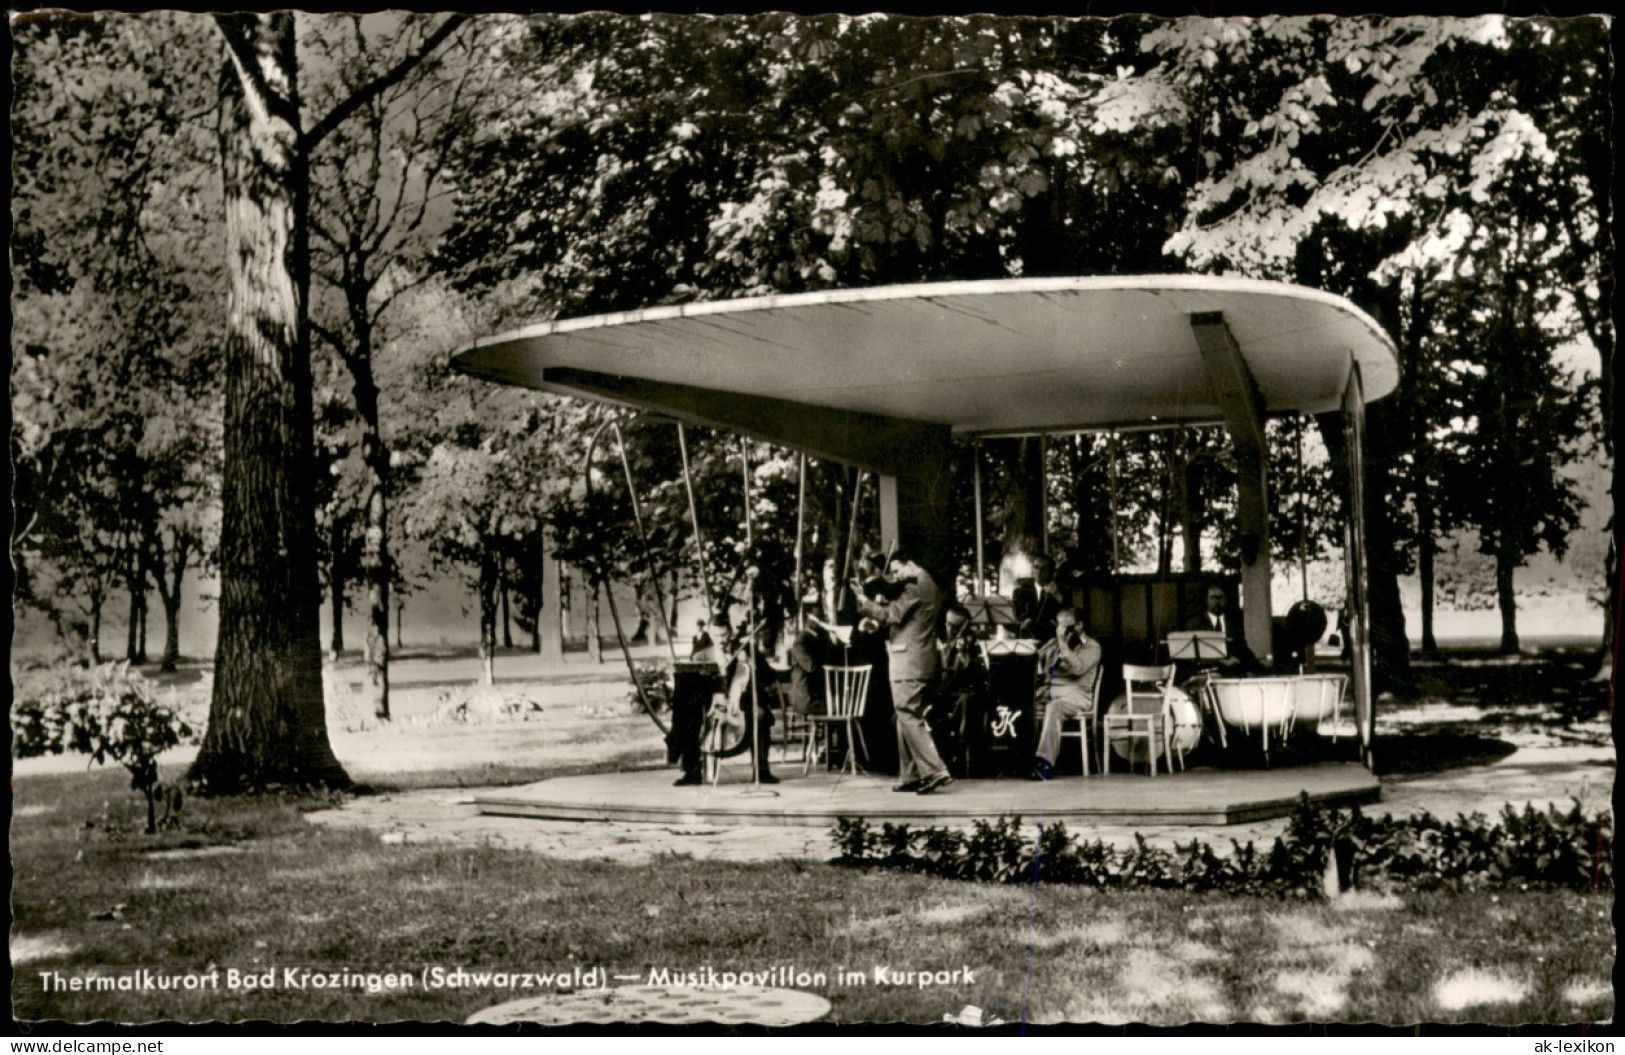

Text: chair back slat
xmin=822 ymin=665 xmax=871 ymax=720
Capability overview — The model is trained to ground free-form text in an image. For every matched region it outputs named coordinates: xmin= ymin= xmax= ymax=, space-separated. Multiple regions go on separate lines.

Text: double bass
xmin=700 ymin=630 xmax=774 ymax=777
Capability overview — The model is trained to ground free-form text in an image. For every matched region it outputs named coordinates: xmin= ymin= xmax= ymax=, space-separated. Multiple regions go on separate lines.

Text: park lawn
xmin=11 ymin=766 xmax=1613 ymax=1027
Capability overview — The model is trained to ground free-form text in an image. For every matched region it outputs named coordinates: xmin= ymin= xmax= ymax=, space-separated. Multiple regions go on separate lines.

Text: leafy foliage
xmin=831 ymin=795 xmax=1612 ymax=896
xmin=12 ymin=661 xmax=196 ymax=833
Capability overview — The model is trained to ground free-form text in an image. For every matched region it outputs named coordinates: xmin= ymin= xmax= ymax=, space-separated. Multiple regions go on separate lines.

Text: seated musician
xmin=1030 ymin=607 xmax=1103 ymax=781
xmin=700 ymin=624 xmax=781 ymax=785
xmin=1188 ymin=585 xmax=1267 ymax=676
xmin=785 ymin=617 xmax=832 ymax=717
xmin=929 ymin=602 xmax=982 ymax=774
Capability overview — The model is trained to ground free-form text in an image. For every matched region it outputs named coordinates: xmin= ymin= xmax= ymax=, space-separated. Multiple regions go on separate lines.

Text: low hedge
xmin=830 ymin=795 xmax=1612 ymax=897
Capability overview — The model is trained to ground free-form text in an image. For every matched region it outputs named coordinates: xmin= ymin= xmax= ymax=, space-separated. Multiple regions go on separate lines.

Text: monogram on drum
xmin=990 ymin=706 xmax=1023 ymax=738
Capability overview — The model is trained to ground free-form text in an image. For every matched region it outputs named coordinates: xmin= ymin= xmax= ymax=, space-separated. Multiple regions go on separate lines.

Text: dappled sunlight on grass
xmin=11 ymin=933 xmax=78 ymax=965
xmin=1434 ymin=966 xmax=1530 ymax=1011
xmin=1563 ymin=979 xmax=1612 ymax=1009
xmin=1023 ymin=919 xmax=1126 ymax=951
xmin=1273 ymin=965 xmax=1352 ymax=1018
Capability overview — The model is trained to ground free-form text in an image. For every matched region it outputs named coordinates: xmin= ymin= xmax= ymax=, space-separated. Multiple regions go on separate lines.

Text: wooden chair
xmin=1103 ymin=663 xmax=1180 ymax=777
xmin=804 ymin=665 xmax=871 ymax=776
xmin=1034 ymin=662 xmax=1103 ymax=776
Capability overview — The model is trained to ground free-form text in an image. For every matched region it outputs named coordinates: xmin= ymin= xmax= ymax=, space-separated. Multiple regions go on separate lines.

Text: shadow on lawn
xmin=1372 ymin=730 xmax=1518 ymax=776
xmin=1412 ymin=653 xmax=1609 ymax=724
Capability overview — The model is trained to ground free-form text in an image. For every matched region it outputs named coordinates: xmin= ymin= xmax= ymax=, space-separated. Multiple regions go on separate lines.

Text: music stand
xmin=961 ymin=593 xmax=1017 ymax=630
xmin=1166 ymin=630 xmax=1227 ymax=664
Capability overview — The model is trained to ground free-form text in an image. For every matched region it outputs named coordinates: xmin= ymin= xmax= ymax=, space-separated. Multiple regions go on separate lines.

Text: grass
xmin=12 ymin=766 xmax=1614 ymax=1027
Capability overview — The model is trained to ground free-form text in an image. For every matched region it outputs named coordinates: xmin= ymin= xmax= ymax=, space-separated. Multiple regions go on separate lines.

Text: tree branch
xmin=303 ymin=14 xmax=469 ymax=153
xmin=212 ymin=15 xmax=301 ymax=129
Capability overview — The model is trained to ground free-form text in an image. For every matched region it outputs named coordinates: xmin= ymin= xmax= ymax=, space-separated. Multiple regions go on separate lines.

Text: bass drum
xmin=1104 ymin=687 xmax=1202 ymax=765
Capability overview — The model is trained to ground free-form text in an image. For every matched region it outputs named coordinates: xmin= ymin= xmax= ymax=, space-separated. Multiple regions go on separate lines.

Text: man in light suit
xmin=852 ymin=551 xmax=954 ymax=795
xmin=1031 ymin=608 xmax=1103 ymax=780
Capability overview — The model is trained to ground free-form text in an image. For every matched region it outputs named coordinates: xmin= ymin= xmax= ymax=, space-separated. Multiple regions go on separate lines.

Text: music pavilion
xmin=452 ymin=275 xmax=1398 ymax=827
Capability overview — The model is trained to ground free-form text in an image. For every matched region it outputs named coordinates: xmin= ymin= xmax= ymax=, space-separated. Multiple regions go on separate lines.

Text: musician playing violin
xmin=851 ymin=552 xmax=954 ymax=796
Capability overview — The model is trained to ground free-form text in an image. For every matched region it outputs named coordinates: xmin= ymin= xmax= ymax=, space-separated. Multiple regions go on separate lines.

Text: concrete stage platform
xmin=473 ymin=763 xmax=1380 ymax=828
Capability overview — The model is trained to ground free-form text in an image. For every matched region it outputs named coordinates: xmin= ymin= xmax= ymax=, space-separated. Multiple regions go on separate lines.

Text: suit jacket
xmin=1034 ymin=631 xmax=1103 ymax=710
xmin=854 ymin=567 xmax=943 ymax=681
xmin=1186 ymin=610 xmax=1264 ymax=673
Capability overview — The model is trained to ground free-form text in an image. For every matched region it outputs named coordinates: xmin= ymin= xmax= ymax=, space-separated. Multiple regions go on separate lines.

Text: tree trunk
xmin=329 ymin=559 xmax=345 ymax=657
xmin=1066 ymin=435 xmax=1111 ymax=580
xmin=396 ymin=597 xmax=405 ymax=649
xmin=191 ymin=14 xmax=349 ymax=793
xmin=90 ymin=597 xmax=104 ymax=665
xmin=990 ymin=437 xmax=1045 ymax=591
xmin=1180 ymin=449 xmax=1202 ymax=574
xmin=478 ymin=546 xmax=498 ymax=686
xmin=1419 ymin=527 xmax=1439 ymax=658
xmin=344 ymin=303 xmax=392 ymax=721
xmin=540 ymin=531 xmax=563 ymax=663
xmin=161 ymin=589 xmax=183 ymax=673
xmin=127 ymin=582 xmax=140 ymax=663
xmin=156 ymin=534 xmax=190 ymax=673
xmin=586 ymin=579 xmax=603 ymax=664
xmin=1496 ymin=548 xmax=1520 ymax=654
xmin=500 ymin=570 xmax=514 ymax=649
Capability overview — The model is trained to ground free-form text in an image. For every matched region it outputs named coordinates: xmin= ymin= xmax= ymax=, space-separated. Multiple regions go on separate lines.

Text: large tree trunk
xmin=191 ymin=14 xmax=349 ymax=793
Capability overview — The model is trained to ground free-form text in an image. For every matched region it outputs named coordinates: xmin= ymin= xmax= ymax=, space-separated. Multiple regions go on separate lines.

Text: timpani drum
xmin=1104 ymin=687 xmax=1202 ymax=765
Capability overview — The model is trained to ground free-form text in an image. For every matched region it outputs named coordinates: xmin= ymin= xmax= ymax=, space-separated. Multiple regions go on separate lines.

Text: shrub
xmin=628 ymin=662 xmax=673 ymax=714
xmin=828 ymin=795 xmax=1612 ymax=898
xmin=12 ymin=661 xmax=194 ymax=834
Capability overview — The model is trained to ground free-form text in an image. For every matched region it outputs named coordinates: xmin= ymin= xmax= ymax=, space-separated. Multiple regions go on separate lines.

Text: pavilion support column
xmin=875 ymin=440 xmax=956 ymax=600
xmin=1191 ymin=312 xmax=1274 ymax=663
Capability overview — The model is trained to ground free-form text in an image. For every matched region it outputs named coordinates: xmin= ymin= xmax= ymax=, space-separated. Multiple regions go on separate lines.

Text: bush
xmin=12 ymin=661 xmax=194 ymax=834
xmin=628 ymin=662 xmax=673 ymax=714
xmin=828 ymin=795 xmax=1612 ymax=898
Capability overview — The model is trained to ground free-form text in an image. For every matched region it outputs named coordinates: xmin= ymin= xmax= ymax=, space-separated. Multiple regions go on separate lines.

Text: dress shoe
xmin=1028 ymin=761 xmax=1052 ymax=781
xmin=892 ymin=778 xmax=925 ymax=793
xmin=673 ymin=773 xmax=703 ymax=787
xmin=756 ymin=773 xmax=780 ymax=785
xmin=915 ymin=772 xmax=954 ymax=795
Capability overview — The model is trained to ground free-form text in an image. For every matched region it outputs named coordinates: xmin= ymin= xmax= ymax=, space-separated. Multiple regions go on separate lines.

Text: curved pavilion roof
xmin=452 ymin=275 xmax=1398 ymax=436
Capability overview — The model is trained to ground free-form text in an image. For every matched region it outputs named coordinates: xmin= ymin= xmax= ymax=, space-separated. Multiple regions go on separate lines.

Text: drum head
xmin=1105 ymin=688 xmax=1201 ymax=763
